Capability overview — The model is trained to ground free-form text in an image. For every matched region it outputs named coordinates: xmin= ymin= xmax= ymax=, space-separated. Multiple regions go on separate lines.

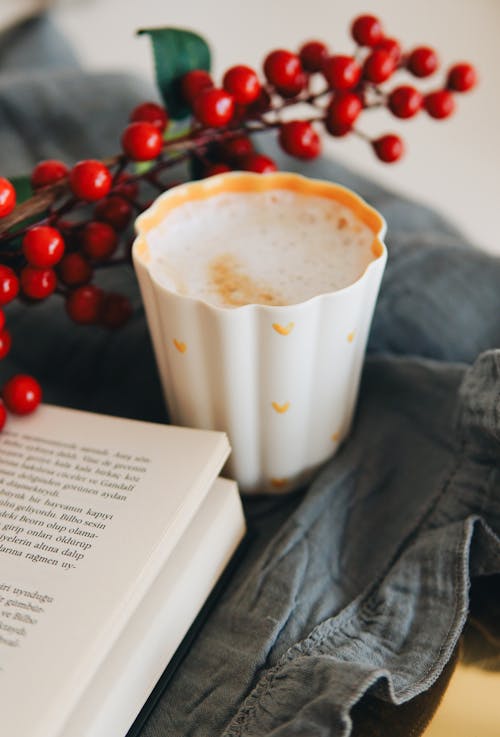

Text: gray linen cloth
xmin=1 ymin=16 xmax=499 ymax=737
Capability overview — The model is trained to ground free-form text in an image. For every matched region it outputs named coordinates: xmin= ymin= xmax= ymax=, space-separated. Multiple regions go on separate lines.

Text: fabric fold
xmin=221 ymin=352 xmax=500 ymax=736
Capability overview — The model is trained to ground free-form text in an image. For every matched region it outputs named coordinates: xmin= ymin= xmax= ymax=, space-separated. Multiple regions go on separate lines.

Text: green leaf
xmin=10 ymin=175 xmax=33 ymax=204
xmin=134 ymin=160 xmax=155 ymax=175
xmin=138 ymin=27 xmax=211 ymax=119
xmin=164 ymin=119 xmax=191 ymax=142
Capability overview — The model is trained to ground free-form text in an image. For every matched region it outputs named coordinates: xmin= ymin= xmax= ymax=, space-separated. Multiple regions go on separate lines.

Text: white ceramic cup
xmin=132 ymin=172 xmax=387 ymax=494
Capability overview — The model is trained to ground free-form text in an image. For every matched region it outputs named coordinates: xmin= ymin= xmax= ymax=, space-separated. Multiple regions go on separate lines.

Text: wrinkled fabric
xmin=1 ymin=16 xmax=499 ymax=737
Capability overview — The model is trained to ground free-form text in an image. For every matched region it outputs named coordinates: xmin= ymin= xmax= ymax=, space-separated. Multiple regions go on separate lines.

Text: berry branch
xmin=0 ymin=14 xmax=478 ymax=430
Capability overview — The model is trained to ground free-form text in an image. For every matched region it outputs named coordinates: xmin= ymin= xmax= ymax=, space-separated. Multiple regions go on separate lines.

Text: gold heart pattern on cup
xmin=272 ymin=401 xmax=290 ymax=414
xmin=171 ymin=325 xmax=352 ymax=447
xmin=173 ymin=339 xmax=187 ymax=353
xmin=272 ymin=322 xmax=295 ymax=336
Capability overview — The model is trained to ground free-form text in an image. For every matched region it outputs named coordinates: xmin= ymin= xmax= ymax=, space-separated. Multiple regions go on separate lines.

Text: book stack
xmin=0 ymin=404 xmax=246 ymax=737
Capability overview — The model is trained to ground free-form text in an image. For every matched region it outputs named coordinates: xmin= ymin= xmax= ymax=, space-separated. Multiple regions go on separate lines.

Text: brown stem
xmin=269 ymin=86 xmax=331 ymax=113
xmin=0 ymin=153 xmax=124 ymax=239
xmin=0 ymin=248 xmax=21 ymax=258
xmin=112 ymin=157 xmax=128 ymax=183
xmin=0 ymin=182 xmax=67 ymax=238
xmin=352 ymin=128 xmax=371 ymax=142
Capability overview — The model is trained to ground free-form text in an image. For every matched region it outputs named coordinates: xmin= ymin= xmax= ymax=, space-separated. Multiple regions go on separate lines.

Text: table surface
xmin=423 ymin=665 xmax=499 ymax=736
xmin=51 ymin=0 xmax=500 ymax=255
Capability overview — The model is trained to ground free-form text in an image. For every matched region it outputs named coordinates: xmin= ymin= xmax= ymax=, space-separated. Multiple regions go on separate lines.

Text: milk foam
xmin=148 ymin=189 xmax=376 ymax=307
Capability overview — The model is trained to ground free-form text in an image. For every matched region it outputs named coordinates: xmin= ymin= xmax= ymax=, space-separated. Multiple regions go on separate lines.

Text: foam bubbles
xmin=148 ymin=189 xmax=377 ymax=307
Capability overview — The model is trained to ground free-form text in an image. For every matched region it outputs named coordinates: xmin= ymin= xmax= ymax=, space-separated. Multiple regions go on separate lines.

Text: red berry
xmin=0 ymin=308 xmax=5 ymax=332
xmin=70 ymin=160 xmax=112 ymax=201
xmin=240 ymin=154 xmax=277 ymax=174
xmin=325 ymin=92 xmax=363 ymax=132
xmin=121 ymin=121 xmax=163 ymax=161
xmin=219 ymin=136 xmax=253 ymax=162
xmin=0 ymin=329 xmax=11 ymax=360
xmin=0 ymin=401 xmax=6 ymax=430
xmin=66 ymin=285 xmax=104 ymax=324
xmin=374 ymin=37 xmax=402 ymax=64
xmin=245 ymin=88 xmax=272 ymax=116
xmin=299 ymin=40 xmax=329 ymax=72
xmin=20 ymin=266 xmax=57 ymax=300
xmin=181 ymin=69 xmax=213 ymax=104
xmin=204 ymin=163 xmax=232 ymax=177
xmin=279 ymin=120 xmax=321 ymax=159
xmin=424 ymin=90 xmax=455 ymax=119
xmin=58 ymin=252 xmax=93 ymax=287
xmin=22 ymin=226 xmax=65 ymax=268
xmin=388 ymin=85 xmax=423 ymax=119
xmin=372 ymin=134 xmax=404 ymax=163
xmin=2 ymin=374 xmax=42 ymax=415
xmin=363 ymin=49 xmax=396 ymax=84
xmin=130 ymin=101 xmax=169 ymax=132
xmin=0 ymin=177 xmax=16 ymax=218
xmin=263 ymin=49 xmax=303 ymax=88
xmin=94 ymin=195 xmax=132 ymax=231
xmin=0 ymin=265 xmax=19 ymax=305
xmin=54 ymin=219 xmax=76 ymax=237
xmin=325 ymin=122 xmax=352 ymax=138
xmin=223 ymin=65 xmax=261 ymax=105
xmin=193 ymin=88 xmax=235 ymax=127
xmin=351 ymin=15 xmax=384 ymax=47
xmin=447 ymin=63 xmax=477 ymax=92
xmin=31 ymin=159 xmax=68 ymax=189
xmin=407 ymin=46 xmax=439 ymax=78
xmin=99 ymin=293 xmax=133 ymax=329
xmin=112 ymin=173 xmax=139 ymax=200
xmin=81 ymin=221 xmax=118 ymax=261
xmin=322 ymin=55 xmax=362 ymax=91
xmin=276 ymin=71 xmax=307 ymax=98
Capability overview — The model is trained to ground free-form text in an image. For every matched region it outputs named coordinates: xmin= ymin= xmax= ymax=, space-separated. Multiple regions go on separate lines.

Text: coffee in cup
xmin=133 ymin=172 xmax=387 ymax=494
xmin=147 ymin=188 xmax=377 ymax=308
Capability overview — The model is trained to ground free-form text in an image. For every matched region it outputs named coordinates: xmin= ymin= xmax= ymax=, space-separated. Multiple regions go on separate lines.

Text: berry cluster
xmin=0 ymin=159 xmax=138 ymax=318
xmin=179 ymin=14 xmax=476 ymax=169
xmin=0 ymin=15 xmax=477 ymax=431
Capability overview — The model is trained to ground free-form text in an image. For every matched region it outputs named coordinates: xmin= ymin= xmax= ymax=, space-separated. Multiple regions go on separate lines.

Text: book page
xmin=0 ymin=405 xmax=229 ymax=737
xmin=63 ymin=478 xmax=245 ymax=737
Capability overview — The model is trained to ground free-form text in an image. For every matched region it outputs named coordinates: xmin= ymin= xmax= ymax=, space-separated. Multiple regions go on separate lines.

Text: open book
xmin=0 ymin=404 xmax=246 ymax=737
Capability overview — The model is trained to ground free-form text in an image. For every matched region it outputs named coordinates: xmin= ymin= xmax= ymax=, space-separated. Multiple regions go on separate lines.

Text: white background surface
xmin=51 ymin=0 xmax=499 ymax=253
